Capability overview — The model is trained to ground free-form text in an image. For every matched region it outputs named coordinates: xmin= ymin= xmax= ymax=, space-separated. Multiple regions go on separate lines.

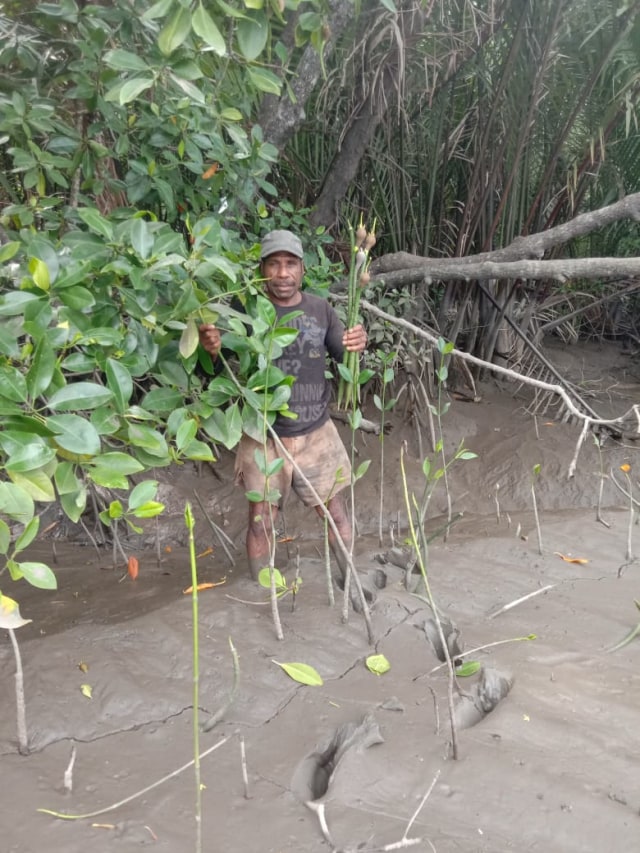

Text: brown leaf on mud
xmin=197 ymin=547 xmax=214 ymax=558
xmin=182 ymin=580 xmax=226 ymax=595
xmin=127 ymin=556 xmax=139 ymax=579
xmin=554 ymin=552 xmax=589 ymax=564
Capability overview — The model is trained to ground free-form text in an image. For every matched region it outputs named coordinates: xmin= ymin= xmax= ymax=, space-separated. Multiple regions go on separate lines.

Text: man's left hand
xmin=343 ymin=324 xmax=367 ymax=353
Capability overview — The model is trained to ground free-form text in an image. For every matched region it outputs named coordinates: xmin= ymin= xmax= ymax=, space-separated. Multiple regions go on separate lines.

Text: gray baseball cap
xmin=259 ymin=229 xmax=304 ymax=260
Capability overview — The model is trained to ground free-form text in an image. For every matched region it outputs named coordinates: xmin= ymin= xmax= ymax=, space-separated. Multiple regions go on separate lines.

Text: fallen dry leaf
xmin=197 ymin=547 xmax=214 ymax=558
xmin=554 ymin=552 xmax=589 ymax=564
xmin=182 ymin=579 xmax=227 ymax=595
xmin=127 ymin=556 xmax=139 ymax=580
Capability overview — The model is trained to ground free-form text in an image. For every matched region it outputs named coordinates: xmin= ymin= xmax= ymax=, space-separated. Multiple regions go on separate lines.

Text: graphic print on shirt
xmin=275 ymin=309 xmax=329 ymax=431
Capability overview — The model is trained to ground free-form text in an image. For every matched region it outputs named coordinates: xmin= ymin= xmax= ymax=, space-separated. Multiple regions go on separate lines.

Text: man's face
xmin=261 ymin=251 xmax=304 ymax=306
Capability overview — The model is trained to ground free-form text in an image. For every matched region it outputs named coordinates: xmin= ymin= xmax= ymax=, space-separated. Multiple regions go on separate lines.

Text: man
xmin=198 ymin=229 xmax=367 ymax=592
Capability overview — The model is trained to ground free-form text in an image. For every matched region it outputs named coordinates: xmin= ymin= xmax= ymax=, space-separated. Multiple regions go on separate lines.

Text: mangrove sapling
xmin=530 ymin=463 xmax=543 ymax=555
xmin=432 ymin=338 xmax=456 ymax=539
xmin=342 ymin=406 xmax=372 ymax=623
xmin=185 ymin=502 xmax=203 ymax=853
xmin=399 ymin=444 xmax=459 ymax=760
xmin=373 ymin=349 xmax=398 ymax=546
xmin=591 ymin=435 xmax=611 ymax=528
xmin=621 ymin=464 xmax=635 ymax=565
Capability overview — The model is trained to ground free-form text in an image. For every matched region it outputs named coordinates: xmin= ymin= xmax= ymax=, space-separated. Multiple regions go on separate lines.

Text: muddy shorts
xmin=234 ymin=418 xmax=351 ymax=507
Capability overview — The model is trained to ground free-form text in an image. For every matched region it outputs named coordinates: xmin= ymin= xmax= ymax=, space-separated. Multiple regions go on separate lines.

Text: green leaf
xmin=59 ymin=488 xmax=87 ymax=524
xmin=0 ymin=482 xmax=35 ymax=524
xmin=459 ymin=450 xmax=477 ymax=460
xmin=48 ymin=414 xmax=102 ymax=458
xmin=142 ymin=0 xmax=173 ymax=19
xmin=0 ymin=365 xmax=28 ymax=402
xmin=158 ymin=6 xmax=192 ymax=55
xmin=5 ymin=442 xmax=56 ymax=473
xmin=9 ymin=470 xmax=56 ymax=503
xmin=0 ymin=519 xmax=10 ymax=555
xmin=103 ymin=49 xmax=150 ymax=71
xmin=456 ymin=661 xmax=482 ymax=677
xmin=236 ymin=10 xmax=269 ymax=60
xmin=0 ymin=241 xmax=20 ymax=263
xmin=337 ymin=362 xmax=353 ymax=383
xmin=354 ymin=459 xmax=371 ymax=481
xmin=128 ymin=480 xmax=159 ymax=510
xmin=258 ymin=566 xmax=285 ymax=589
xmin=29 ymin=257 xmax=50 ymax=291
xmin=48 ymin=382 xmax=114 ymax=412
xmin=273 ymin=660 xmax=323 ymax=686
xmin=130 ymin=217 xmax=154 ymax=259
xmin=16 ymin=561 xmax=58 ymax=590
xmin=366 ymin=654 xmax=391 ymax=675
xmin=247 ymin=67 xmax=281 ymax=95
xmin=176 ymin=419 xmax=197 ymax=450
xmin=0 ymin=594 xmax=32 ymax=629
xmin=180 ymin=318 xmax=200 ymax=358
xmin=105 ymin=358 xmax=133 ymax=414
xmin=192 ymin=2 xmax=226 ymax=54
xmin=76 ymin=208 xmax=114 ymax=241
xmin=181 ymin=439 xmax=215 ymax=461
xmin=127 ymin=423 xmax=169 ymax=458
xmin=130 ymin=500 xmax=165 ymax=519
xmin=14 ymin=517 xmax=40 ymax=553
xmin=143 ymin=387 xmax=185 ymax=413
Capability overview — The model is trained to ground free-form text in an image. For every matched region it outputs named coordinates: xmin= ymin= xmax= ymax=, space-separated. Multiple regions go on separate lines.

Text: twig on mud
xmin=38 ymin=736 xmax=230 ymax=821
xmin=193 ymin=490 xmax=237 ymax=567
xmin=202 ymin=637 xmax=240 ymax=732
xmin=225 ymin=594 xmax=270 ymax=606
xmin=427 ymin=634 xmax=536 ymax=674
xmin=64 ymin=743 xmax=77 ymax=793
xmin=305 ymin=801 xmax=335 ymax=848
xmin=240 ymin=735 xmax=251 ymax=799
xmin=487 ymin=584 xmax=556 ymax=619
xmin=402 ymin=769 xmax=440 ymax=841
xmin=8 ymin=628 xmax=28 ymax=755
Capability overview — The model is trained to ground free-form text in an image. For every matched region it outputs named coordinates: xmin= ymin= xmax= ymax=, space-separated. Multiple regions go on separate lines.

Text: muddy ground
xmin=2 ymin=340 xmax=640 ymax=853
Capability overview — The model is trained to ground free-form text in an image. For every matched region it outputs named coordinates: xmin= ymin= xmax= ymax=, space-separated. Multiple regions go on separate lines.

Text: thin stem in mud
xmin=8 ymin=627 xmax=28 ymax=755
xmin=592 ymin=436 xmax=610 ymax=528
xmin=622 ymin=468 xmax=634 ymax=562
xmin=185 ymin=503 xmax=202 ymax=853
xmin=531 ymin=464 xmax=543 ymax=555
xmin=434 ymin=341 xmax=454 ymax=539
xmin=399 ymin=443 xmax=459 ymax=760
xmin=323 ymin=516 xmax=335 ymax=606
xmin=375 ymin=351 xmax=398 ymax=546
xmin=202 ymin=637 xmax=240 ymax=732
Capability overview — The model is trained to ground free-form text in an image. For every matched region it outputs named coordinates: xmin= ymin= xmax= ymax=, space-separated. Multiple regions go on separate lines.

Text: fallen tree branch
xmin=355 ymin=299 xmax=640 ymax=475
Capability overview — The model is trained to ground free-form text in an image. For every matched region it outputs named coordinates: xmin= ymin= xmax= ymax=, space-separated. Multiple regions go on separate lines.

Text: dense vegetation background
xmin=2 ymin=0 xmax=640 ymax=608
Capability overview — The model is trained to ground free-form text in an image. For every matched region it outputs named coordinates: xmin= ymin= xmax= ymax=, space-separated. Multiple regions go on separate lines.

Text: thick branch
xmin=369 ymin=191 xmax=640 ymax=278
xmin=366 ymin=256 xmax=640 ymax=289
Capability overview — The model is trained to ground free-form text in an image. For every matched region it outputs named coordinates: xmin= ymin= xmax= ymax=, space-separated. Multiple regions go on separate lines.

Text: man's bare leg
xmin=315 ymin=493 xmax=352 ymax=582
xmin=246 ymin=500 xmax=279 ymax=581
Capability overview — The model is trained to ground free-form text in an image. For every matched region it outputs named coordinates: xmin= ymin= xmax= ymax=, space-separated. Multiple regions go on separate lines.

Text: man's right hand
xmin=198 ymin=324 xmax=222 ymax=357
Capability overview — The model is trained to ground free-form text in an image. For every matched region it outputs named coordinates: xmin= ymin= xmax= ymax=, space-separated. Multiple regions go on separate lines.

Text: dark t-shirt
xmin=273 ymin=292 xmax=345 ymax=436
